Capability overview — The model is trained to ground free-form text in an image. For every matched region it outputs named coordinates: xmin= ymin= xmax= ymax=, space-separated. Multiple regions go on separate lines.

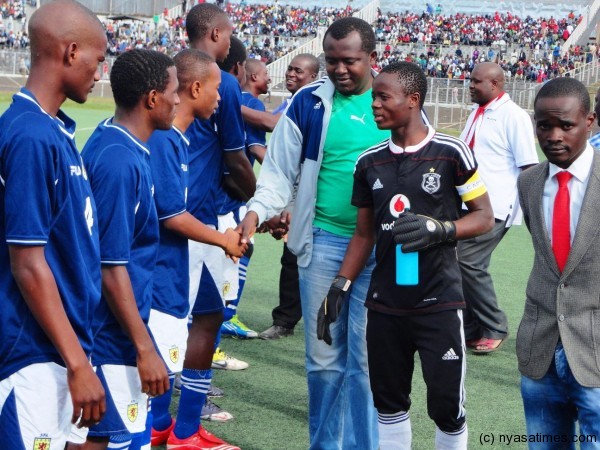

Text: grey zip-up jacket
xmin=247 ymin=76 xmax=334 ymax=268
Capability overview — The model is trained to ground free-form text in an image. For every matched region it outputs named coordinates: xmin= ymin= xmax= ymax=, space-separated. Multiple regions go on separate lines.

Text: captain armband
xmin=456 ymin=171 xmax=487 ymax=202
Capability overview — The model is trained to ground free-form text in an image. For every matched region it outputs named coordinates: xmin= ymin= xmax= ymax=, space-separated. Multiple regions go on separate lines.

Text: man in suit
xmin=517 ymin=77 xmax=600 ymax=446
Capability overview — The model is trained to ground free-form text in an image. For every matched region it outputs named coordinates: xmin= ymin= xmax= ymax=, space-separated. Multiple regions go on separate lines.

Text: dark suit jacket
xmin=517 ymin=150 xmax=600 ymax=387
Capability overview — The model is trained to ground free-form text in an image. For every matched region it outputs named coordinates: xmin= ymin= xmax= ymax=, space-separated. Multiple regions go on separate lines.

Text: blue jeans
xmin=521 ymin=343 xmax=600 ymax=450
xmin=298 ymin=228 xmax=378 ymax=450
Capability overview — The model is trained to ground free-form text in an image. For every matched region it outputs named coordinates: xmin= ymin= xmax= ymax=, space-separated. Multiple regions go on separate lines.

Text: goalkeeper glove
xmin=392 ymin=211 xmax=456 ymax=252
xmin=317 ymin=276 xmax=351 ymax=345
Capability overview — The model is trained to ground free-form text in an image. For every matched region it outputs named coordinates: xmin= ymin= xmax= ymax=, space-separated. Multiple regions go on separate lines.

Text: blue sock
xmin=173 ymin=368 xmax=211 ymax=439
xmin=237 ymin=254 xmax=250 ymax=299
xmin=152 ymin=374 xmax=175 ymax=431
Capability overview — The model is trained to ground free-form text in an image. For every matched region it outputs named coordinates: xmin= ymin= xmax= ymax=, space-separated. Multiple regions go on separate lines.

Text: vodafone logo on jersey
xmin=389 ymin=194 xmax=410 ymax=218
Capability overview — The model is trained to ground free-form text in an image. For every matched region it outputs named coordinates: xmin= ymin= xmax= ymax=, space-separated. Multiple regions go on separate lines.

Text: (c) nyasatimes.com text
xmin=479 ymin=433 xmax=598 ymax=446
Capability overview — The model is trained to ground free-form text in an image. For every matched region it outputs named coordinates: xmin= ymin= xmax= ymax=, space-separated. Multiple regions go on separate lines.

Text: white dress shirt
xmin=543 ymin=144 xmax=594 ymax=243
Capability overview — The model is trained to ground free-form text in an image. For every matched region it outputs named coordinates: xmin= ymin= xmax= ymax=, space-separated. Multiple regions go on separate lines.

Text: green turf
xmin=0 ymin=95 xmax=537 ymax=449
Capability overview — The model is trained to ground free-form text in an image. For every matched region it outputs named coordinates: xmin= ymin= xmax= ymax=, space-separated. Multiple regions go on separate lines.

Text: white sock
xmin=378 ymin=411 xmax=412 ymax=450
xmin=435 ymin=424 xmax=468 ymax=450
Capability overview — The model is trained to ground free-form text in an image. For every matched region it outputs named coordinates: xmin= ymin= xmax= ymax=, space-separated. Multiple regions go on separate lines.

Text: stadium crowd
xmin=373 ymin=9 xmax=594 ymax=82
xmin=0 ymin=0 xmax=28 ymax=49
xmin=374 ymin=41 xmax=597 ymax=82
xmin=374 ymin=9 xmax=582 ymax=48
xmin=1 ymin=1 xmax=596 ymax=79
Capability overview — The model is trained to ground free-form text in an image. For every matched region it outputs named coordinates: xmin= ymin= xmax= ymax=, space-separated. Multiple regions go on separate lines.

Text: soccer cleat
xmin=259 ymin=325 xmax=294 ymax=340
xmin=211 ymin=348 xmax=249 ymax=370
xmin=201 ymin=398 xmax=234 ymax=422
xmin=167 ymin=425 xmax=240 ymax=449
xmin=220 ymin=315 xmax=258 ymax=339
xmin=151 ymin=418 xmax=175 ymax=446
xmin=208 ymin=384 xmax=224 ymax=398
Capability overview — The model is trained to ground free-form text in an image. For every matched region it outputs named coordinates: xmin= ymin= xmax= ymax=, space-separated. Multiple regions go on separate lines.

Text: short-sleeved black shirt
xmin=352 ymin=129 xmax=484 ymax=316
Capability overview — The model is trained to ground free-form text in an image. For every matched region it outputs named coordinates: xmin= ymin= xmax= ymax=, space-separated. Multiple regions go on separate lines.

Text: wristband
xmin=332 ymin=276 xmax=351 ymax=292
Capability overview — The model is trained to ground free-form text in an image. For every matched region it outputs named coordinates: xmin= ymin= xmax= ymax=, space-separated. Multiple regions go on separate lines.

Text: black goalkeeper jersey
xmin=352 ymin=129 xmax=486 ymax=315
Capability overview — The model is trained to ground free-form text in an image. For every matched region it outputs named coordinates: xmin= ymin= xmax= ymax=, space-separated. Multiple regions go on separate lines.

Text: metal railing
xmin=563 ymin=0 xmax=600 ymax=52
xmin=423 ymin=58 xmax=600 ymax=131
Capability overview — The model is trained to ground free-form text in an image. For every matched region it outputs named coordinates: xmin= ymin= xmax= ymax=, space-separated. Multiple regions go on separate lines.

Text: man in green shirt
xmin=238 ymin=17 xmax=389 ymax=450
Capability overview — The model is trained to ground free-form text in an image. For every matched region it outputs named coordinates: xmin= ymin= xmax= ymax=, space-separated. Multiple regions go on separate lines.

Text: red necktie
xmin=465 ymin=93 xmax=504 ymax=149
xmin=466 ymin=105 xmax=485 ymax=149
xmin=552 ymin=171 xmax=573 ymax=272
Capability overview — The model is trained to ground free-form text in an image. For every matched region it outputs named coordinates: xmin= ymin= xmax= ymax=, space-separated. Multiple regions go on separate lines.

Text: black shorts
xmin=366 ymin=309 xmax=466 ymax=432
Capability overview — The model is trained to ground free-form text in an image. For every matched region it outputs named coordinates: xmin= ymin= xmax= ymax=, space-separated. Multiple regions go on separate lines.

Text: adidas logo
xmin=442 ymin=348 xmax=460 ymax=360
xmin=372 ymin=178 xmax=383 ymax=190
xmin=314 ymin=101 xmax=322 ymax=110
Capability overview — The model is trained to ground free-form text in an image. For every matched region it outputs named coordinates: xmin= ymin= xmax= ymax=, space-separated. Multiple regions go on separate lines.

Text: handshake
xmin=316 ymin=212 xmax=456 ymax=345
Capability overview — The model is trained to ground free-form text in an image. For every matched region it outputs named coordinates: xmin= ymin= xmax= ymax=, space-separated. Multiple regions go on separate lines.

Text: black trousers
xmin=367 ymin=309 xmax=467 ymax=433
xmin=271 ymin=243 xmax=302 ymax=328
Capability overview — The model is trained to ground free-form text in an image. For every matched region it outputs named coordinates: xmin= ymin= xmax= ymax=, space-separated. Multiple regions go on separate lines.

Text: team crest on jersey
xmin=389 ymin=194 xmax=411 ymax=218
xmin=223 ymin=282 xmax=231 ymax=297
xmin=33 ymin=436 xmax=51 ymax=450
xmin=169 ymin=346 xmax=179 ymax=363
xmin=127 ymin=401 xmax=138 ymax=422
xmin=422 ymin=169 xmax=441 ymax=194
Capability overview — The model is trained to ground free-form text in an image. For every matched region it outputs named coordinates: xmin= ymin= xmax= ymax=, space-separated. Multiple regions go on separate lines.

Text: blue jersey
xmin=216 ymin=91 xmax=265 ymax=216
xmin=0 ymin=89 xmax=101 ymax=380
xmin=186 ymin=70 xmax=245 ymax=226
xmin=272 ymin=96 xmax=291 ymax=115
xmin=147 ymin=126 xmax=190 ymax=319
xmin=82 ymin=119 xmax=159 ymax=366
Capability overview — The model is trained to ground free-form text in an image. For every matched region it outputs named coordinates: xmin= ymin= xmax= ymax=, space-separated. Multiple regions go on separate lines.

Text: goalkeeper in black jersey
xmin=317 ymin=62 xmax=494 ymax=449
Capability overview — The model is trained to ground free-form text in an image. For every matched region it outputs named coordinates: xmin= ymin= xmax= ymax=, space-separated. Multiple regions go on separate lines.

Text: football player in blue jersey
xmin=73 ymin=49 xmax=179 ymax=450
xmin=0 ymin=1 xmax=107 ymax=448
xmin=218 ymin=40 xmax=266 ymax=340
xmin=147 ymin=49 xmax=246 ymax=449
xmin=166 ymin=4 xmax=256 ymax=449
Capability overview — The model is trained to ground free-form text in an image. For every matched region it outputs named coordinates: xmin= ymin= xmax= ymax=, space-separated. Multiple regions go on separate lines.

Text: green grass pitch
xmin=0 ymin=93 xmax=535 ymax=449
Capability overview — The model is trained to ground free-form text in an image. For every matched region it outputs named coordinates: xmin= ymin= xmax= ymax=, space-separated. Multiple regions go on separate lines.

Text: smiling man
xmin=237 ymin=17 xmax=389 ymax=450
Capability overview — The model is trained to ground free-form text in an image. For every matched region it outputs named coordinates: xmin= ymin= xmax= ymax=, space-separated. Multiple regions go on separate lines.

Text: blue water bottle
xmin=396 ymin=244 xmax=419 ymax=286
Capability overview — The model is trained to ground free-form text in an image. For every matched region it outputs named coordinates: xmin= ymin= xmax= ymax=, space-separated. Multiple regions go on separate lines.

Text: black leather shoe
xmin=259 ymin=325 xmax=294 ymax=340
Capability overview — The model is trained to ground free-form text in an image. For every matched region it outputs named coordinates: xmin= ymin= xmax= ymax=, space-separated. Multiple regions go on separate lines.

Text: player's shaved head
xmin=291 ymin=54 xmax=320 ymax=76
xmin=174 ymin=49 xmax=215 ymax=92
xmin=245 ymin=59 xmax=265 ymax=75
xmin=28 ymin=0 xmax=104 ymax=65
